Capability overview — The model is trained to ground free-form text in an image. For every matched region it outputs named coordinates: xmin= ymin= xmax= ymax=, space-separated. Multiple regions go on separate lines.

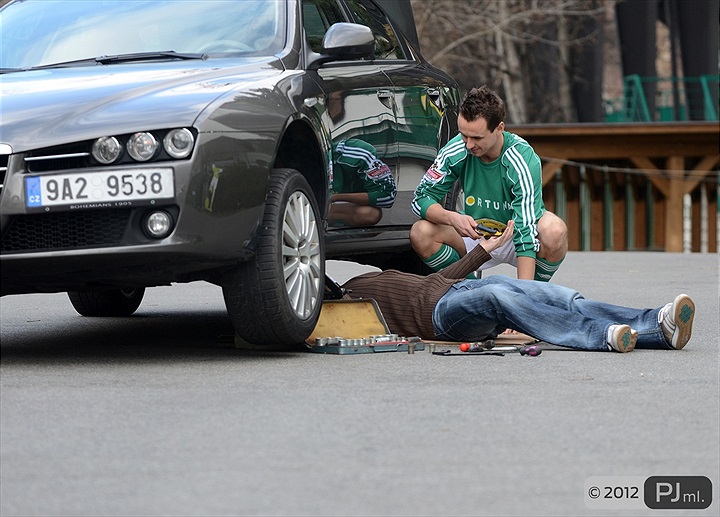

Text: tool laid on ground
xmin=309 ymin=334 xmax=424 ymax=355
xmin=433 ymin=349 xmax=505 ymax=356
xmin=464 ymin=339 xmax=541 ymax=355
xmin=432 ymin=346 xmax=541 ymax=357
xmin=433 ymin=338 xmax=542 ymax=357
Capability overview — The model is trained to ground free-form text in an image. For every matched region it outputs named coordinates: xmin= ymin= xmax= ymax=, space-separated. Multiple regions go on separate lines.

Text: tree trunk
xmin=557 ymin=14 xmax=575 ymax=121
xmin=496 ymin=0 xmax=527 ymax=123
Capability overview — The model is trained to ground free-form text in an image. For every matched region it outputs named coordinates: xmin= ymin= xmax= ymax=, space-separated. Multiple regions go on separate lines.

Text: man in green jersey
xmin=329 ymin=138 xmax=397 ymax=227
xmin=410 ymin=85 xmax=568 ymax=281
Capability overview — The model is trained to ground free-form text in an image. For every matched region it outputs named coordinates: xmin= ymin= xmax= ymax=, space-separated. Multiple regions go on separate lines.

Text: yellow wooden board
xmin=307 ymin=299 xmax=390 ymax=344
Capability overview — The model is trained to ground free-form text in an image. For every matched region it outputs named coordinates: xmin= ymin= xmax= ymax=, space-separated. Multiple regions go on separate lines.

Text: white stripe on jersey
xmin=504 ymin=144 xmax=539 ymax=250
xmin=337 ymin=142 xmax=376 ymax=169
xmin=375 ymin=193 xmax=396 ymax=208
xmin=434 ymin=139 xmax=467 ymax=171
xmin=504 ymin=145 xmax=532 ymax=225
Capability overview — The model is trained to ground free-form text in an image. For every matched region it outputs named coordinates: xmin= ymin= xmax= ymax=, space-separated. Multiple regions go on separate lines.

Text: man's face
xmin=458 ymin=115 xmax=504 ymax=160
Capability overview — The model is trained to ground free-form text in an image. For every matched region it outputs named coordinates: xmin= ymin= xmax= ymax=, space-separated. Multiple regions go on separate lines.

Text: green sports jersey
xmin=333 ymin=139 xmax=397 ymax=208
xmin=412 ymin=131 xmax=545 ymax=258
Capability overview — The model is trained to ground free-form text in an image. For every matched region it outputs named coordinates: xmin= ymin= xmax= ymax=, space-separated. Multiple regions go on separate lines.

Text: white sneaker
xmin=659 ymin=294 xmax=695 ymax=349
xmin=607 ymin=324 xmax=637 ymax=353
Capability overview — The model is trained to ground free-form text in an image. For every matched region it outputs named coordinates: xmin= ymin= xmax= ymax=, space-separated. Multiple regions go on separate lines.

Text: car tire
xmin=222 ymin=168 xmax=324 ymax=347
xmin=444 ymin=180 xmax=464 ymax=212
xmin=67 ymin=288 xmax=145 ymax=316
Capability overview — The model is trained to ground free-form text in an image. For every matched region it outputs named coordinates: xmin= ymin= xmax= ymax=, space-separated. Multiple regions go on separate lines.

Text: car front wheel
xmin=222 ymin=168 xmax=324 ymax=347
xmin=67 ymin=288 xmax=145 ymax=316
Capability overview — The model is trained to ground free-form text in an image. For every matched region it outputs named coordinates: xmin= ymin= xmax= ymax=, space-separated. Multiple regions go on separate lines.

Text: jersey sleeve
xmin=502 ymin=141 xmax=545 ymax=258
xmin=363 ymin=162 xmax=397 ymax=208
xmin=335 ymin=139 xmax=397 ymax=208
xmin=412 ymin=136 xmax=466 ymax=218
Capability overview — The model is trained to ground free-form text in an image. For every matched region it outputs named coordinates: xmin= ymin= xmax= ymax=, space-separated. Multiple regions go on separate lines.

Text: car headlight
xmin=92 ymin=136 xmax=123 ymax=164
xmin=163 ymin=128 xmax=194 ymax=159
xmin=127 ymin=132 xmax=159 ymax=162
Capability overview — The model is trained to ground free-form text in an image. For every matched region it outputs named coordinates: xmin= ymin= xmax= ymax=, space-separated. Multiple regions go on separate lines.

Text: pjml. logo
xmin=644 ymin=476 xmax=712 ymax=509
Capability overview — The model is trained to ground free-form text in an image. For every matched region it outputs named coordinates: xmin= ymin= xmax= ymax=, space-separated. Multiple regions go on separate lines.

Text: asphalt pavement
xmin=1 ymin=251 xmax=718 ymax=517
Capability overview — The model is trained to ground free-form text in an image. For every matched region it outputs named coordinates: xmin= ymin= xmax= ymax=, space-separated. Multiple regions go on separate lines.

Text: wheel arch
xmin=273 ymin=119 xmax=328 ymax=212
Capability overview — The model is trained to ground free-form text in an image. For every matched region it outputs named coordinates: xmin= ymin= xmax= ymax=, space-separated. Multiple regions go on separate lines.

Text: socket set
xmin=309 ymin=334 xmax=425 ymax=355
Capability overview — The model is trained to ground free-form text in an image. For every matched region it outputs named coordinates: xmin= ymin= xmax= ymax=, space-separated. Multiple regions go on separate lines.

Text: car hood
xmin=0 ymin=59 xmax=285 ymax=152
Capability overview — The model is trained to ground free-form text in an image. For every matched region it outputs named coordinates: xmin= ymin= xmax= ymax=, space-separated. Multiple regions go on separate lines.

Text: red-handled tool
xmin=455 ymin=341 xmax=542 ymax=356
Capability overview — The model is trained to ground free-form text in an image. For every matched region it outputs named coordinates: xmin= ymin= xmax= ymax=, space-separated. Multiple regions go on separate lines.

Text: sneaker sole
xmin=614 ymin=325 xmax=637 ymax=353
xmin=672 ymin=294 xmax=695 ymax=350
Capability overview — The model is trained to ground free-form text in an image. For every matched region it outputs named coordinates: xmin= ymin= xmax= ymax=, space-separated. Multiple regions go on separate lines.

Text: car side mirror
xmin=307 ymin=23 xmax=375 ymax=69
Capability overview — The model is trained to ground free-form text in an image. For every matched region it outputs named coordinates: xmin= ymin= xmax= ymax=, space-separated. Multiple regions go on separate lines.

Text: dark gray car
xmin=0 ymin=0 xmax=459 ymax=346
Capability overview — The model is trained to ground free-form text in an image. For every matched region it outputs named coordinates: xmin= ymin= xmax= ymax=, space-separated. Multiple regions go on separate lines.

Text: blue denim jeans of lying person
xmin=432 ymin=275 xmax=672 ymax=351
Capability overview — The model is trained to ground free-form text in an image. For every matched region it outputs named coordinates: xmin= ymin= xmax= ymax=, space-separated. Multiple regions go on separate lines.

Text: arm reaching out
xmin=479 ymin=220 xmax=514 ymax=254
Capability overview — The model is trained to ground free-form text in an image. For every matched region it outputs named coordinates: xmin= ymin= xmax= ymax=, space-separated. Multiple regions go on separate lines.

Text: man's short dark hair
xmin=459 ymin=86 xmax=505 ymax=131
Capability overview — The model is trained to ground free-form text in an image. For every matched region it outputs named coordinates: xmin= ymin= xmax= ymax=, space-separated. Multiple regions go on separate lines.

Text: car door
xmin=382 ymin=59 xmax=459 ymax=222
xmin=303 ymin=0 xmax=398 ymax=230
xmin=342 ymin=0 xmax=457 ymax=227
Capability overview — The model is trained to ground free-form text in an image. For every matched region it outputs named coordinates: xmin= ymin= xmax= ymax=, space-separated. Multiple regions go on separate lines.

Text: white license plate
xmin=25 ymin=169 xmax=174 ymax=208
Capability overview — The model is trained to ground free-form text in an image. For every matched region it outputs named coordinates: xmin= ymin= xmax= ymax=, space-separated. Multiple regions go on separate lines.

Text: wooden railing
xmin=511 ymin=122 xmax=719 ymax=253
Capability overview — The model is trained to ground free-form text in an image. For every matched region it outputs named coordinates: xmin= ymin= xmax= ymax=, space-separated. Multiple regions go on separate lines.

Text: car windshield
xmin=0 ymin=0 xmax=287 ymax=70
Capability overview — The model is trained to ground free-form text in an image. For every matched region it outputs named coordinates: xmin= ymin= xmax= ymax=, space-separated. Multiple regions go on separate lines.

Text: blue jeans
xmin=432 ymin=276 xmax=671 ymax=351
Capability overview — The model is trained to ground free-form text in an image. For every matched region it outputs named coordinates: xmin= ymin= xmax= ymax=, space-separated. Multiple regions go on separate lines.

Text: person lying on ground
xmin=340 ymin=220 xmax=695 ymax=353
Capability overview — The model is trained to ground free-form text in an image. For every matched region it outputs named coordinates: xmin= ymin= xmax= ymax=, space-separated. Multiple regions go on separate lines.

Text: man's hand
xmin=423 ymin=204 xmax=479 ymax=239
xmin=448 ymin=211 xmax=482 ymax=238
